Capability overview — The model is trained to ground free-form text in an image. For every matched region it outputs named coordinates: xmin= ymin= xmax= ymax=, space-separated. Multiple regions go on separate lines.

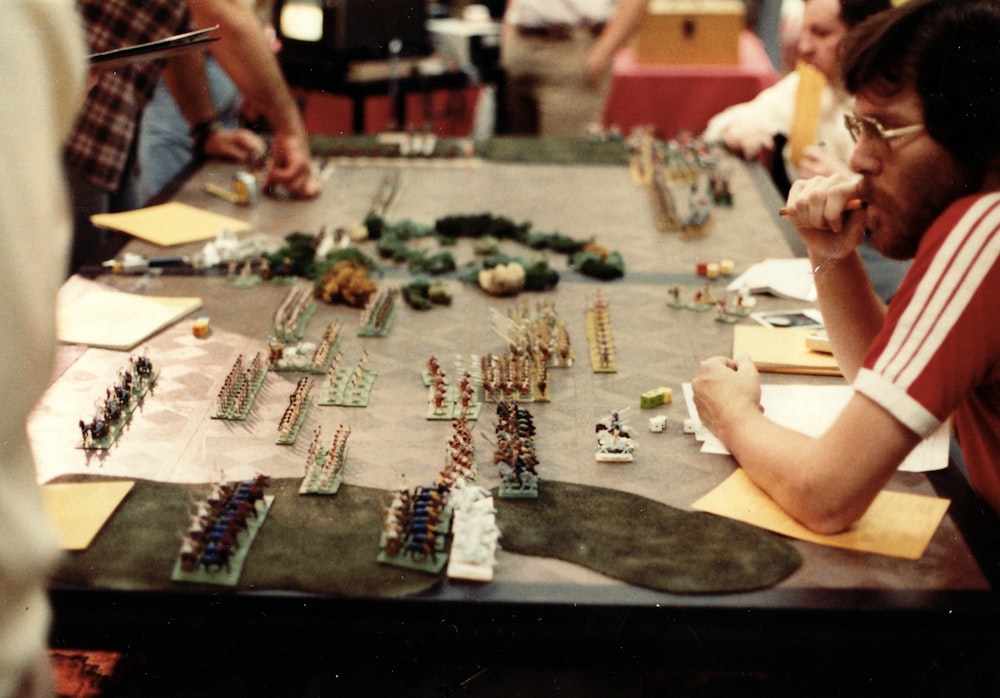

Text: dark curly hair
xmin=841 ymin=0 xmax=1000 ymax=169
xmin=839 ymin=0 xmax=893 ymax=28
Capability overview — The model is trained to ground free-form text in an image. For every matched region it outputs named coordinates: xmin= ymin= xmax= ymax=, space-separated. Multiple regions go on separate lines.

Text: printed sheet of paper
xmin=58 ymin=281 xmax=202 ymax=351
xmin=90 ymin=202 xmax=249 ymax=246
xmin=726 ymin=257 xmax=817 ymax=302
xmin=41 ymin=481 xmax=134 ymax=550
xmin=692 ymin=470 xmax=950 ymax=560
xmin=682 ymin=383 xmax=949 ymax=472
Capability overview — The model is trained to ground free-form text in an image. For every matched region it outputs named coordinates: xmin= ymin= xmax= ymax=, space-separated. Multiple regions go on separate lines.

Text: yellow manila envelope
xmin=90 ymin=202 xmax=249 ymax=246
xmin=692 ymin=470 xmax=950 ymax=560
xmin=41 ymin=481 xmax=134 ymax=550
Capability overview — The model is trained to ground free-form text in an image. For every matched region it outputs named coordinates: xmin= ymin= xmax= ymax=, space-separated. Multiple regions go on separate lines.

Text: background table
xmin=295 ymin=57 xmax=481 ymax=136
xmin=45 ymin=146 xmax=1000 ymax=690
xmin=602 ymin=31 xmax=780 ymax=138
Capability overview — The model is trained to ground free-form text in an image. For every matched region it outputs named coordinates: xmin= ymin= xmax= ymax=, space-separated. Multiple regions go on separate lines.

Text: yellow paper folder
xmin=733 ymin=324 xmax=841 ymax=376
xmin=90 ymin=202 xmax=249 ymax=246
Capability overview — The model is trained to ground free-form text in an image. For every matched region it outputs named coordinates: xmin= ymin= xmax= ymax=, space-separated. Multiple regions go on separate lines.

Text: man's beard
xmin=866 ymin=159 xmax=988 ymax=260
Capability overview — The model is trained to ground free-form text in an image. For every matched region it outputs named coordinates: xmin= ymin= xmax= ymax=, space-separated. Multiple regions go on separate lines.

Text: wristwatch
xmin=189 ymin=116 xmax=223 ymax=157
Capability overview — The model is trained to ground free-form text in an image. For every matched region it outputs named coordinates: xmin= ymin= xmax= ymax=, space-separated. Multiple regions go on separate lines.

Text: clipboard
xmin=88 ymin=26 xmax=219 ymax=69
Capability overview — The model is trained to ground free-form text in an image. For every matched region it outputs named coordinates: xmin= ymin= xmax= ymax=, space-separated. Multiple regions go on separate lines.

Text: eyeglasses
xmin=844 ymin=112 xmax=924 ymax=154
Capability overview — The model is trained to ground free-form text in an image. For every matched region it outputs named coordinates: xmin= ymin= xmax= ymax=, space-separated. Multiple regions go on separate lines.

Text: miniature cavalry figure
xmin=177 ymin=475 xmax=270 ymax=574
xmin=595 ymin=410 xmax=637 ymax=462
xmin=495 ymin=399 xmax=539 ymax=497
xmin=78 ymin=354 xmax=156 ymax=448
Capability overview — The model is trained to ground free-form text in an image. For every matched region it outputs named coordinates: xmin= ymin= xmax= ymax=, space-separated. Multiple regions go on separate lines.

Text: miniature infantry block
xmin=319 ymin=367 xmax=379 ymax=407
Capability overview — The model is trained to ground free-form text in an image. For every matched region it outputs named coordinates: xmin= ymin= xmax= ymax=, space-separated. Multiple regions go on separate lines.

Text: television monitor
xmin=276 ymin=0 xmax=432 ymax=86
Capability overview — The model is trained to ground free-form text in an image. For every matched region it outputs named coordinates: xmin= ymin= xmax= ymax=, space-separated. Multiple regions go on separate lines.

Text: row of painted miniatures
xmin=628 ymin=129 xmax=732 ymax=239
xmin=378 ymin=418 xmax=501 ymax=581
xmin=78 ymin=353 xmax=156 ymax=449
xmin=491 ymin=300 xmax=572 ymax=369
xmin=494 ymin=399 xmax=539 ymax=498
xmin=425 ymin=355 xmax=482 ymax=420
xmin=175 ymin=475 xmax=272 ymax=580
xmin=300 ymin=423 xmax=351 ymax=494
xmin=585 ymin=291 xmax=617 ymax=373
xmin=214 ymin=348 xmax=376 ymax=424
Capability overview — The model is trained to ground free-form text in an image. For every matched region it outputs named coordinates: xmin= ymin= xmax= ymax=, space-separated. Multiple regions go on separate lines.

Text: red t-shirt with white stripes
xmin=856 ymin=193 xmax=1000 ymax=515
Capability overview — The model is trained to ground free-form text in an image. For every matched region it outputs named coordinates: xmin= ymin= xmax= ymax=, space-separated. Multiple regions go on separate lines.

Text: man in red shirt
xmin=693 ymin=0 xmax=1000 ymax=533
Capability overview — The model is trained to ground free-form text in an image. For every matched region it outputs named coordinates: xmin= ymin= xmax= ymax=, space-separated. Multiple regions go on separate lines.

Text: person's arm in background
xmin=188 ymin=0 xmax=320 ymax=198
xmin=161 ymin=49 xmax=268 ymax=164
xmin=702 ymin=72 xmax=799 ymax=161
xmin=585 ymin=0 xmax=649 ymax=83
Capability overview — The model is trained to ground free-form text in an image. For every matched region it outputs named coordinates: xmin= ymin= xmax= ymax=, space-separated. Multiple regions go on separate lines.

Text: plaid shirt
xmin=65 ymin=0 xmax=190 ymax=192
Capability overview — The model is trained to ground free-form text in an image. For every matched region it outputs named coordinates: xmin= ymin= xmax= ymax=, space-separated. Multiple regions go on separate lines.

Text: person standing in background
xmin=501 ymin=0 xmax=649 ymax=136
xmin=0 ymin=1 xmax=85 ymax=695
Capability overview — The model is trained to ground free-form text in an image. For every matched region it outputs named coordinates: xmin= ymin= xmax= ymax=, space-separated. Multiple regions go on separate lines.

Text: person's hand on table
xmin=721 ymin=122 xmax=775 ymax=161
xmin=691 ymin=354 xmax=763 ymax=437
xmin=204 ymin=127 xmax=266 ymax=163
xmin=784 ymin=171 xmax=867 ymax=262
xmin=263 ymin=132 xmax=321 ymax=199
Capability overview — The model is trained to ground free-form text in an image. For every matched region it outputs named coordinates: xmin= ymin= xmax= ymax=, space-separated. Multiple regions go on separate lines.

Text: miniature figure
xmin=276 ymin=377 xmax=313 ymax=444
xmin=595 ymin=410 xmax=637 ymax=463
xmin=358 ymin=287 xmax=399 ymax=337
xmin=173 ymin=474 xmax=273 ymax=584
xmin=495 ymin=399 xmax=539 ymax=499
xmin=78 ymin=352 xmax=157 ymax=450
xmin=585 ymin=292 xmax=617 ymax=373
xmin=300 ymin=424 xmax=352 ymax=494
xmin=213 ymin=352 xmax=268 ymax=420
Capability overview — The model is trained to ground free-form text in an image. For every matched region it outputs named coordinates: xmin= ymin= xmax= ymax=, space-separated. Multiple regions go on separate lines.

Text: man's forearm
xmin=589 ymin=0 xmax=648 ymax=69
xmin=162 ymin=49 xmax=217 ymax=129
xmin=187 ymin=0 xmax=306 ymax=139
xmin=809 ymin=248 xmax=886 ymax=381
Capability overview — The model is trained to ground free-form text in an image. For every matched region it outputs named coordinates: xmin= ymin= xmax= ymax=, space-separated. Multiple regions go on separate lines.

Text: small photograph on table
xmin=750 ymin=308 xmax=823 ymax=329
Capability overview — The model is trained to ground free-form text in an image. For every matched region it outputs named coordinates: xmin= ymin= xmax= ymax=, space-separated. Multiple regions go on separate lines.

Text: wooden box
xmin=634 ymin=0 xmax=745 ymax=66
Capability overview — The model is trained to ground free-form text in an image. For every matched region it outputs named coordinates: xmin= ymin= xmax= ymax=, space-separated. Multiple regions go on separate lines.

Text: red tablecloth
xmin=602 ymin=31 xmax=779 ymax=138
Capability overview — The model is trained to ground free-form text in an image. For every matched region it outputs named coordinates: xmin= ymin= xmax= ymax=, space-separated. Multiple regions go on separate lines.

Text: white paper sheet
xmin=682 ymin=382 xmax=949 ymax=472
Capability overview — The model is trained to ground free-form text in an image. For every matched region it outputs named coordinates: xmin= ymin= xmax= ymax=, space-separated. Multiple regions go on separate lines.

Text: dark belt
xmin=516 ymin=23 xmax=605 ymax=40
